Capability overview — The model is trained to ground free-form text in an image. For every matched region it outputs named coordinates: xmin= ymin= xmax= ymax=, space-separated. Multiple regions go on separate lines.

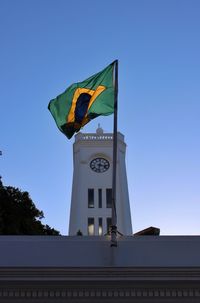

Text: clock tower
xmin=68 ymin=126 xmax=132 ymax=236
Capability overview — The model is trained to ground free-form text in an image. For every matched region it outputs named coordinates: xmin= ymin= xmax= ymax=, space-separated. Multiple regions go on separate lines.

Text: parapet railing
xmin=75 ymin=132 xmax=124 ymax=142
xmin=82 ymin=134 xmax=113 ymax=140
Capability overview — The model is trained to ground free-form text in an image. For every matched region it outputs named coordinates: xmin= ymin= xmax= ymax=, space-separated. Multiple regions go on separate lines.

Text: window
xmin=88 ymin=189 xmax=94 ymax=208
xmin=98 ymin=189 xmax=102 ymax=208
xmin=107 ymin=217 xmax=112 ymax=233
xmin=88 ymin=218 xmax=94 ymax=235
xmin=106 ymin=188 xmax=112 ymax=208
xmin=98 ymin=218 xmax=103 ymax=236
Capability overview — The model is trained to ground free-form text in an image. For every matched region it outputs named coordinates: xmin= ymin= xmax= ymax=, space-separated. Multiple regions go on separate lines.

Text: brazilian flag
xmin=48 ymin=62 xmax=115 ymax=139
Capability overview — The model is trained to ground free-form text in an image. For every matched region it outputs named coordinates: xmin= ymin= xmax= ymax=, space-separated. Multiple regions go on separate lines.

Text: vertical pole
xmin=111 ymin=60 xmax=118 ymax=247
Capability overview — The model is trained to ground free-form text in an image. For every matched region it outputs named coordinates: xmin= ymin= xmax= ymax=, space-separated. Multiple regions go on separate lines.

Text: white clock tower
xmin=68 ymin=126 xmax=132 ymax=236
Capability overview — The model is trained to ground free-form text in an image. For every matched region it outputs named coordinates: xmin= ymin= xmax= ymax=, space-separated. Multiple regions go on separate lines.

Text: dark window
xmin=107 ymin=217 xmax=112 ymax=233
xmin=98 ymin=218 xmax=103 ymax=236
xmin=98 ymin=189 xmax=102 ymax=208
xmin=88 ymin=218 xmax=94 ymax=235
xmin=88 ymin=189 xmax=94 ymax=208
xmin=106 ymin=188 xmax=112 ymax=208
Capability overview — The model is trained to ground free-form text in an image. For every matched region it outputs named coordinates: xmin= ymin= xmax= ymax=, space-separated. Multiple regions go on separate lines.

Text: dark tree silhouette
xmin=0 ymin=177 xmax=60 ymax=235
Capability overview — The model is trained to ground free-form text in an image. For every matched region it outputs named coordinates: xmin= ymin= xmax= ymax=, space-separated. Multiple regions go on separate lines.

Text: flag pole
xmin=110 ymin=60 xmax=118 ymax=247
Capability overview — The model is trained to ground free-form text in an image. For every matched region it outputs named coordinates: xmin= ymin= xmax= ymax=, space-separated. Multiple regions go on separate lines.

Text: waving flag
xmin=48 ymin=62 xmax=115 ymax=139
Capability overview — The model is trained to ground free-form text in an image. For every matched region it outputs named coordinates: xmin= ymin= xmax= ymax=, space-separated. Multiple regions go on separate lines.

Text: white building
xmin=1 ymin=127 xmax=200 ymax=302
xmin=69 ymin=126 xmax=132 ymax=236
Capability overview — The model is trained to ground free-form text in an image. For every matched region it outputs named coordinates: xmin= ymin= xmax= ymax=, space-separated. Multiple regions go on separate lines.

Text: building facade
xmin=1 ymin=236 xmax=200 ymax=302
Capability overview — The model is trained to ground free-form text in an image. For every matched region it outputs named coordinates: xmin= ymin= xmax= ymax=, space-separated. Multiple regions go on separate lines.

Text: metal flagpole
xmin=110 ymin=60 xmax=118 ymax=247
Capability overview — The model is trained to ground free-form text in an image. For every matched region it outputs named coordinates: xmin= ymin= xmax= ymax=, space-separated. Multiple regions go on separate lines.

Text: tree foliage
xmin=0 ymin=178 xmax=60 ymax=235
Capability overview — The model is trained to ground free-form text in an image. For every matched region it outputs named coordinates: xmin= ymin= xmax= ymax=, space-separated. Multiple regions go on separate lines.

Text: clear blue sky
xmin=1 ymin=0 xmax=200 ymax=235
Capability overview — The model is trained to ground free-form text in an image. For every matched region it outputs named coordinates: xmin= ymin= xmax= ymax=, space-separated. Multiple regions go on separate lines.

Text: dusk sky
xmin=1 ymin=0 xmax=200 ymax=235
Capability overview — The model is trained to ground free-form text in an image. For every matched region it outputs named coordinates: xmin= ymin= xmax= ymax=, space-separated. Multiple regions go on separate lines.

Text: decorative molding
xmin=1 ymin=267 xmax=200 ymax=300
xmin=1 ymin=267 xmax=200 ymax=281
xmin=0 ymin=287 xmax=200 ymax=299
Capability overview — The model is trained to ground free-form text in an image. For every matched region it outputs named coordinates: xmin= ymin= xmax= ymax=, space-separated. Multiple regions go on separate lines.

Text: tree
xmin=0 ymin=177 xmax=60 ymax=235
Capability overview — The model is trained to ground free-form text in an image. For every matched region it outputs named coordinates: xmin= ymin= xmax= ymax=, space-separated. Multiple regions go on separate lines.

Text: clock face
xmin=90 ymin=158 xmax=110 ymax=173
